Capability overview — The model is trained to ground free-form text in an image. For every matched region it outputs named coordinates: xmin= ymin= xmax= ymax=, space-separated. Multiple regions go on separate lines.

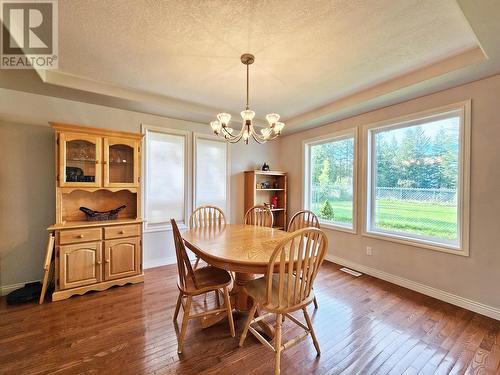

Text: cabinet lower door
xmin=59 ymin=242 xmax=102 ymax=290
xmin=104 ymin=238 xmax=140 ymax=281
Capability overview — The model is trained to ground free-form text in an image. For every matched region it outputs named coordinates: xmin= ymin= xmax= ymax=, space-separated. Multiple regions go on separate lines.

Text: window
xmin=143 ymin=126 xmax=189 ymax=231
xmin=365 ymin=102 xmax=470 ymax=254
xmin=304 ymin=129 xmax=357 ymax=232
xmin=194 ymin=134 xmax=230 ymax=214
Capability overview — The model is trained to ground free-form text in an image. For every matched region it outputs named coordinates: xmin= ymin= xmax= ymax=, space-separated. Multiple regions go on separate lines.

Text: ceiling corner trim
xmin=40 ymin=70 xmax=246 ymax=122
xmin=285 ymin=46 xmax=486 ymax=130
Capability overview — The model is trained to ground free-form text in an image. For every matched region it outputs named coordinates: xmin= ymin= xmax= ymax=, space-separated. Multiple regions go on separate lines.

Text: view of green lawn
xmin=312 ymin=199 xmax=457 ymax=240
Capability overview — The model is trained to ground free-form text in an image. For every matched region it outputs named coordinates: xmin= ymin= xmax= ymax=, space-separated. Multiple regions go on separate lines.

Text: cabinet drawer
xmin=104 ymin=224 xmax=140 ymax=239
xmin=59 ymin=228 xmax=102 ymax=245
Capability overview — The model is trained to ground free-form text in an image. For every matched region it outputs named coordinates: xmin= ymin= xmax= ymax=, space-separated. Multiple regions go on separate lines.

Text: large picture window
xmin=304 ymin=129 xmax=357 ymax=232
xmin=365 ymin=102 xmax=470 ymax=254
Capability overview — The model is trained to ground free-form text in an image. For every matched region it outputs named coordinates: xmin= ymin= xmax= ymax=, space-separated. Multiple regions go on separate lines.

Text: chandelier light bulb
xmin=217 ymin=112 xmax=231 ymax=126
xmin=274 ymin=122 xmax=285 ymax=134
xmin=210 ymin=120 xmax=221 ymax=134
xmin=240 ymin=109 xmax=256 ymax=122
xmin=266 ymin=113 xmax=280 ymax=126
xmin=261 ymin=128 xmax=272 ymax=139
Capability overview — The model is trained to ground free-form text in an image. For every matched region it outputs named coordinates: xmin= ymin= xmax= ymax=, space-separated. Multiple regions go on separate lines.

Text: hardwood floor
xmin=1 ymin=262 xmax=499 ymax=374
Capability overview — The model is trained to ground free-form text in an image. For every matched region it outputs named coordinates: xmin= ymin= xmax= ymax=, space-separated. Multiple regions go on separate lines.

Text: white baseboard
xmin=1 ymin=257 xmax=188 ymax=296
xmin=1 ymin=279 xmax=41 ymax=296
xmin=325 ymin=254 xmax=500 ymax=321
xmin=143 ymin=256 xmax=177 ymax=270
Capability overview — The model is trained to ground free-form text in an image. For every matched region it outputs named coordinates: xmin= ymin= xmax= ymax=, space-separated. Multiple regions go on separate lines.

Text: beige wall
xmin=1 ymin=74 xmax=499 ymax=312
xmin=279 ymin=74 xmax=500 ymax=309
xmin=0 ymin=88 xmax=281 ymax=290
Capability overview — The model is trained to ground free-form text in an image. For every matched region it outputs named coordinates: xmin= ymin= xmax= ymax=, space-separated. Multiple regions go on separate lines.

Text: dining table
xmin=182 ymin=223 xmax=292 ymax=339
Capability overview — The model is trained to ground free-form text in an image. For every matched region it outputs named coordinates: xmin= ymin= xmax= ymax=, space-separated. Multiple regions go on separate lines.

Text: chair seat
xmin=244 ymin=274 xmax=314 ymax=311
xmin=179 ymin=266 xmax=232 ymax=294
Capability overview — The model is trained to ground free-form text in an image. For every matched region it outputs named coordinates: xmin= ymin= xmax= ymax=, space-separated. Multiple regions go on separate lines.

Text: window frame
xmin=302 ymin=127 xmax=358 ymax=234
xmin=362 ymin=100 xmax=471 ymax=256
xmin=193 ymin=133 xmax=231 ymax=221
xmin=141 ymin=124 xmax=192 ymax=233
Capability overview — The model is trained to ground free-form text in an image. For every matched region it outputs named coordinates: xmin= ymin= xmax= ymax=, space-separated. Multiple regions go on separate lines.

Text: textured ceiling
xmin=56 ymin=0 xmax=478 ymax=122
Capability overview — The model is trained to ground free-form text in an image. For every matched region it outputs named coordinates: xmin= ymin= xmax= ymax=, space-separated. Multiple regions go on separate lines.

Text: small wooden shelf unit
xmin=48 ymin=123 xmax=144 ymax=301
xmin=244 ymin=170 xmax=287 ymax=230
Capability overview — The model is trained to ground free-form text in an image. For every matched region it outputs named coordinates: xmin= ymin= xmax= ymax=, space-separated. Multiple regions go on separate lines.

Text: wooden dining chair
xmin=171 ymin=219 xmax=235 ymax=354
xmin=239 ymin=227 xmax=328 ymax=375
xmin=244 ymin=205 xmax=274 ymax=227
xmin=287 ymin=210 xmax=320 ymax=232
xmin=287 ymin=209 xmax=321 ymax=309
xmin=189 ymin=205 xmax=227 ymax=269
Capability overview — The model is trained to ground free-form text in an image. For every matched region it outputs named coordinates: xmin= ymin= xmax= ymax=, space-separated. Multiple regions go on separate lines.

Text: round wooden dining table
xmin=182 ymin=224 xmax=291 ymax=338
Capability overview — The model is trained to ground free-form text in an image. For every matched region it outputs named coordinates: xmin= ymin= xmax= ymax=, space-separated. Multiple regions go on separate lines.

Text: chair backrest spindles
xmin=189 ymin=205 xmax=227 ymax=229
xmin=171 ymin=219 xmax=198 ymax=290
xmin=265 ymin=227 xmax=327 ymax=309
xmin=244 ymin=205 xmax=274 ymax=228
xmin=287 ymin=210 xmax=320 ymax=232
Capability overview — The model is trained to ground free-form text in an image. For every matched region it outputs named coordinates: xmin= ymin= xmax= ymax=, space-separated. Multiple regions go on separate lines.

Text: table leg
xmin=230 ymin=272 xmax=255 ymax=311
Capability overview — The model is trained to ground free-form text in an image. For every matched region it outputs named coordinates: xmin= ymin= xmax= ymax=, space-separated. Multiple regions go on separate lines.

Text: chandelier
xmin=210 ymin=54 xmax=285 ymax=144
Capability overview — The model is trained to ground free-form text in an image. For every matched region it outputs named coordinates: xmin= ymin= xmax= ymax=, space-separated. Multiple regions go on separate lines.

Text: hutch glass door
xmin=103 ymin=137 xmax=139 ymax=187
xmin=60 ymin=133 xmax=101 ymax=187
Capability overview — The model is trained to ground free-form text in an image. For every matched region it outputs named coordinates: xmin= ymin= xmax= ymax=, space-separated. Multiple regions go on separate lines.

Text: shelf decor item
xmin=262 ymin=162 xmax=270 ymax=171
xmin=271 ymin=194 xmax=278 ymax=209
xmin=208 ymin=54 xmax=285 ymax=144
xmin=80 ymin=205 xmax=127 ymax=221
xmin=260 ymin=181 xmax=271 ymax=189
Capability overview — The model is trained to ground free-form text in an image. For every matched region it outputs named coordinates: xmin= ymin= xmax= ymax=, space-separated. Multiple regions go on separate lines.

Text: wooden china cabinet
xmin=47 ymin=123 xmax=144 ymax=301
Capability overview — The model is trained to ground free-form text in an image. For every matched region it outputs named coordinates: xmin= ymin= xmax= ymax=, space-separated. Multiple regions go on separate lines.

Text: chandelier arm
xmin=220 ymin=125 xmax=245 ymax=142
xmin=251 ymin=132 xmax=267 ymax=144
xmin=266 ymin=132 xmax=281 ymax=141
xmin=220 ymin=126 xmax=235 ymax=138
xmin=224 ymin=132 xmax=244 ymax=143
xmin=251 ymin=128 xmax=273 ymax=144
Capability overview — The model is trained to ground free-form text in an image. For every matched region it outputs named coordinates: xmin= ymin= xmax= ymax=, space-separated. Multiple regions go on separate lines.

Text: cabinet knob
xmin=95 ymin=160 xmax=100 ymax=164
xmin=78 ymin=234 xmax=84 ymax=238
xmin=119 ymin=230 xmax=125 ymax=234
xmin=96 ymin=260 xmax=102 ymax=265
xmin=105 ymin=259 xmax=110 ymax=263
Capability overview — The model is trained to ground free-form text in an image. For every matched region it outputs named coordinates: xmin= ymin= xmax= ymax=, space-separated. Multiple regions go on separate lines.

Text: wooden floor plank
xmin=0 ymin=262 xmax=498 ymax=375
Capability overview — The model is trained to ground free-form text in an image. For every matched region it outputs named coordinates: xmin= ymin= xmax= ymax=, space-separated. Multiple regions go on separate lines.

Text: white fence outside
xmin=375 ymin=187 xmax=457 ymax=205
xmin=311 ymin=184 xmax=457 ymax=205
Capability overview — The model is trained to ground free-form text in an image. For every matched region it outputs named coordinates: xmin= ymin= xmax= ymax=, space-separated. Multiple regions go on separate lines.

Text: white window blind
xmin=145 ymin=130 xmax=186 ymax=228
xmin=194 ymin=136 xmax=229 ymax=214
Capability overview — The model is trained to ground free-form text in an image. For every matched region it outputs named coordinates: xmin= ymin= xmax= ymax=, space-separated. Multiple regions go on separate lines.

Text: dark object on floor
xmin=6 ymin=282 xmax=42 ymax=305
xmin=80 ymin=205 xmax=127 ymax=221
xmin=261 ymin=162 xmax=270 ymax=171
